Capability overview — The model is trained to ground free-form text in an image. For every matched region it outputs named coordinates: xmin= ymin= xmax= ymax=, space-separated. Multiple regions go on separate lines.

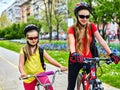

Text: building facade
xmin=5 ymin=0 xmax=21 ymax=23
xmin=1 ymin=0 xmax=68 ymax=23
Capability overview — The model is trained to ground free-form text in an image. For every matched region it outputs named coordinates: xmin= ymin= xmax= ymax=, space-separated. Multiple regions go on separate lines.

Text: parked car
xmin=41 ymin=31 xmax=67 ymax=40
xmin=0 ymin=38 xmax=5 ymax=40
xmin=59 ymin=33 xmax=67 ymax=40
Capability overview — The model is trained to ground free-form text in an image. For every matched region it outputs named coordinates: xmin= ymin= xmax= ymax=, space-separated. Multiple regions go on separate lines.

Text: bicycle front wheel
xmin=35 ymin=84 xmax=44 ymax=90
xmin=77 ymin=74 xmax=84 ymax=90
xmin=92 ymin=79 xmax=104 ymax=90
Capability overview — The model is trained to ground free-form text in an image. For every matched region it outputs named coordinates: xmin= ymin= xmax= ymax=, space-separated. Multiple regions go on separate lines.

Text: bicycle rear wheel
xmin=77 ymin=74 xmax=84 ymax=90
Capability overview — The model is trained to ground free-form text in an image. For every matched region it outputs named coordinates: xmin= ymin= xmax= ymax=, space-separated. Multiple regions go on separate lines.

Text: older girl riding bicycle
xmin=67 ymin=1 xmax=120 ymax=90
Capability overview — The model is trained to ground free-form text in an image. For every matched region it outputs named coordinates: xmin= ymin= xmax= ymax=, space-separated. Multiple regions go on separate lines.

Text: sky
xmin=0 ymin=0 xmax=15 ymax=15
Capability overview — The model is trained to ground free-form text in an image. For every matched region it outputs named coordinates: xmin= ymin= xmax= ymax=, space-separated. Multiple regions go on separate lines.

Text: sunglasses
xmin=27 ymin=36 xmax=38 ymax=40
xmin=78 ymin=15 xmax=90 ymax=19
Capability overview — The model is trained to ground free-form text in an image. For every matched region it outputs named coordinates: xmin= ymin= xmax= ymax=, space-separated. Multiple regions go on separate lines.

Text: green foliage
xmin=68 ymin=0 xmax=78 ymax=19
xmin=0 ymin=29 xmax=5 ymax=38
xmin=99 ymin=63 xmax=120 ymax=88
xmin=60 ymin=21 xmax=67 ymax=32
xmin=40 ymin=20 xmax=49 ymax=33
xmin=1 ymin=23 xmax=24 ymax=39
xmin=0 ymin=19 xmax=42 ymax=39
xmin=27 ymin=16 xmax=42 ymax=30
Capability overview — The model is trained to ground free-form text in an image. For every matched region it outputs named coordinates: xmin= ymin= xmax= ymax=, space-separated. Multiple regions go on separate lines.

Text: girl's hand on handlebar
xmin=20 ymin=72 xmax=27 ymax=78
xmin=19 ymin=74 xmax=27 ymax=80
xmin=60 ymin=66 xmax=68 ymax=72
xmin=110 ymin=53 xmax=120 ymax=64
xmin=70 ymin=52 xmax=84 ymax=63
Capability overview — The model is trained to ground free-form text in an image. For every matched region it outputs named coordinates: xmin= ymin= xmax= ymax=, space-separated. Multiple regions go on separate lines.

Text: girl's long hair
xmin=23 ymin=44 xmax=39 ymax=60
xmin=23 ymin=30 xmax=39 ymax=60
xmin=72 ymin=22 xmax=90 ymax=55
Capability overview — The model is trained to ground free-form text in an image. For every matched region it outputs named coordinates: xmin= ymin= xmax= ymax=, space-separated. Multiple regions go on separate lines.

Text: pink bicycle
xmin=19 ymin=70 xmax=61 ymax=90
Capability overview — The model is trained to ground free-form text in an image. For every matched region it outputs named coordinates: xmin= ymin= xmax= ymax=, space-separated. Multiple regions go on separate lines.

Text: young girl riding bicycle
xmin=18 ymin=24 xmax=67 ymax=90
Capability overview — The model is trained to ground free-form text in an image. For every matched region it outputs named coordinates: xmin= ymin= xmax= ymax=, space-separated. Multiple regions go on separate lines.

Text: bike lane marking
xmin=0 ymin=55 xmax=17 ymax=69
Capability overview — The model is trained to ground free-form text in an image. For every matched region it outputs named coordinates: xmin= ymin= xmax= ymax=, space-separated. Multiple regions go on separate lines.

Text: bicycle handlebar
xmin=82 ymin=57 xmax=113 ymax=77
xmin=19 ymin=71 xmax=54 ymax=80
xmin=83 ymin=57 xmax=113 ymax=64
xmin=19 ymin=69 xmax=62 ymax=86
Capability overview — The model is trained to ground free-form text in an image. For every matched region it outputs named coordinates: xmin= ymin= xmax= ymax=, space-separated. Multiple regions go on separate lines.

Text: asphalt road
xmin=0 ymin=47 xmax=120 ymax=90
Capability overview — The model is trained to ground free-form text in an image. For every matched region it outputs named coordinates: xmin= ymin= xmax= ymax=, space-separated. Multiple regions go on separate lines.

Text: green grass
xmin=46 ymin=50 xmax=69 ymax=66
xmin=0 ymin=40 xmax=120 ymax=88
xmin=39 ymin=40 xmax=67 ymax=44
xmin=98 ymin=62 xmax=120 ymax=88
xmin=0 ymin=40 xmax=24 ymax=53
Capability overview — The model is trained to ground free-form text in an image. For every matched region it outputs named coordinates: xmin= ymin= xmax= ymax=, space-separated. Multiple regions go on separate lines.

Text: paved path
xmin=0 ymin=46 xmax=120 ymax=90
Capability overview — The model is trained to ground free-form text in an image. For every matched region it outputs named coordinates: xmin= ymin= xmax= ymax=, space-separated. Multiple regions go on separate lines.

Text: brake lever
xmin=106 ymin=58 xmax=113 ymax=64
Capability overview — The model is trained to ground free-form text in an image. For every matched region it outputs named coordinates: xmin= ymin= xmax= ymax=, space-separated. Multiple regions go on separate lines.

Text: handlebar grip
xmin=37 ymin=71 xmax=54 ymax=77
xmin=83 ymin=57 xmax=113 ymax=64
xmin=106 ymin=58 xmax=113 ymax=64
xmin=19 ymin=75 xmax=34 ymax=80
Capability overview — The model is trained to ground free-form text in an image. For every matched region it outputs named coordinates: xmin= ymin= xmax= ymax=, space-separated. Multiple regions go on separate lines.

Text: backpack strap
xmin=23 ymin=48 xmax=27 ymax=65
xmin=39 ymin=46 xmax=46 ymax=70
xmin=90 ymin=23 xmax=99 ymax=57
xmin=90 ymin=23 xmax=96 ymax=42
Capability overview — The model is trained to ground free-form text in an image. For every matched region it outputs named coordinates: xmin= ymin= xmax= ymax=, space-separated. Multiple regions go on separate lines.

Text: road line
xmin=0 ymin=55 xmax=17 ymax=69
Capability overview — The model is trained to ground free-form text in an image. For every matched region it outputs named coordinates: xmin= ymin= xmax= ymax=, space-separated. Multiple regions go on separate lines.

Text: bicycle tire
xmin=89 ymin=83 xmax=94 ymax=90
xmin=92 ymin=79 xmax=104 ymax=90
xmin=77 ymin=74 xmax=84 ymax=90
xmin=36 ymin=82 xmax=52 ymax=90
xmin=36 ymin=85 xmax=45 ymax=90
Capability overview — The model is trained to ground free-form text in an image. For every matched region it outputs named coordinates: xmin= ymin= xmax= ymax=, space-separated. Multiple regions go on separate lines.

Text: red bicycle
xmin=77 ymin=57 xmax=113 ymax=90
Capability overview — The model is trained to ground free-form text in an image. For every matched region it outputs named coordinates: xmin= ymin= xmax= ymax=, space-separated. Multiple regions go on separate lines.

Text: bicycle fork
xmin=81 ymin=72 xmax=90 ymax=90
xmin=81 ymin=65 xmax=97 ymax=90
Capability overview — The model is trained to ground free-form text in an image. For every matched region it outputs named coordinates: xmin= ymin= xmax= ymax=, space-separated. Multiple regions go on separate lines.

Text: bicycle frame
xmin=77 ymin=58 xmax=112 ymax=90
xmin=81 ymin=63 xmax=97 ymax=90
xmin=36 ymin=71 xmax=55 ymax=90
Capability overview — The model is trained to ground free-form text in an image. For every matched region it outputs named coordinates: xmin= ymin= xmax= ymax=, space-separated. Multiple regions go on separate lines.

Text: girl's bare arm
xmin=94 ymin=31 xmax=112 ymax=55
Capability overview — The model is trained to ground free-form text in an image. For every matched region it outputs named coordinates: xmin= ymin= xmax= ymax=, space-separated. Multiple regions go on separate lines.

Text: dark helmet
xmin=23 ymin=24 xmax=39 ymax=35
xmin=74 ymin=2 xmax=91 ymax=17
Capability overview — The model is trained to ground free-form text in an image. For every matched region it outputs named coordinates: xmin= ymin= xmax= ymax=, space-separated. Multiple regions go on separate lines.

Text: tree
xmin=111 ymin=0 xmax=120 ymax=26
xmin=91 ymin=0 xmax=120 ymax=40
xmin=43 ymin=0 xmax=53 ymax=41
xmin=27 ymin=16 xmax=42 ymax=31
xmin=53 ymin=0 xmax=68 ymax=40
xmin=67 ymin=0 xmax=78 ymax=18
xmin=0 ymin=13 xmax=10 ymax=28
xmin=41 ymin=0 xmax=67 ymax=40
